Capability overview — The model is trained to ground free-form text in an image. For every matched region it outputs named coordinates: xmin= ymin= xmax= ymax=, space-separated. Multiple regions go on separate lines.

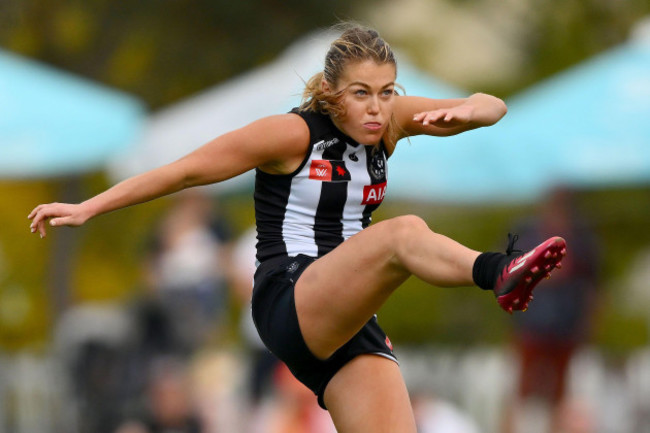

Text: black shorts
xmin=251 ymin=254 xmax=397 ymax=409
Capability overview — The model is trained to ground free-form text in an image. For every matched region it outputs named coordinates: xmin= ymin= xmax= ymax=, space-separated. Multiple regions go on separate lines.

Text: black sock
xmin=472 ymin=252 xmax=508 ymax=291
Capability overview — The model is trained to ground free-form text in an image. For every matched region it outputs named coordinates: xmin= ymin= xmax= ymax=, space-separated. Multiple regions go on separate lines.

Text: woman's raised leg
xmin=294 ymin=214 xmax=480 ymax=359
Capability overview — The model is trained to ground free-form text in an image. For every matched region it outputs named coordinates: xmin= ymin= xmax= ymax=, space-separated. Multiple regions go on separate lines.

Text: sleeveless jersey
xmin=254 ymin=109 xmax=388 ymax=264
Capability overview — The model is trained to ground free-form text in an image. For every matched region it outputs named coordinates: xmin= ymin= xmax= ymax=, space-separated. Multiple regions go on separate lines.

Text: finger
xmin=29 ymin=204 xmax=50 ymax=221
xmin=425 ymin=112 xmax=444 ymax=124
xmin=419 ymin=113 xmax=433 ymax=124
xmin=37 ymin=220 xmax=47 ymax=239
xmin=30 ymin=212 xmax=43 ymax=231
xmin=28 ymin=206 xmax=39 ymax=220
xmin=50 ymin=216 xmax=70 ymax=227
xmin=30 ymin=210 xmax=49 ymax=229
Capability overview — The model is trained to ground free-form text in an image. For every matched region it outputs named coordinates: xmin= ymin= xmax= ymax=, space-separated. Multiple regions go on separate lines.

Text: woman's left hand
xmin=412 ymin=104 xmax=474 ymax=128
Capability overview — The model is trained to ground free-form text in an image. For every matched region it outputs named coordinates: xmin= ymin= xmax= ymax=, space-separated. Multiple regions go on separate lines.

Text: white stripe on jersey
xmin=341 ymin=142 xmax=369 ymax=240
xmin=281 ymin=144 xmax=328 ymax=258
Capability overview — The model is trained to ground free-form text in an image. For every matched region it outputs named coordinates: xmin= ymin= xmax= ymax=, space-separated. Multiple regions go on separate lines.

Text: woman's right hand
xmin=28 ymin=202 xmax=91 ymax=238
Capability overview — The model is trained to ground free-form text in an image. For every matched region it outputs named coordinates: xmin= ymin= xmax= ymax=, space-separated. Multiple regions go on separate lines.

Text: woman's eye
xmin=354 ymin=89 xmax=368 ymax=96
xmin=382 ymin=89 xmax=394 ymax=97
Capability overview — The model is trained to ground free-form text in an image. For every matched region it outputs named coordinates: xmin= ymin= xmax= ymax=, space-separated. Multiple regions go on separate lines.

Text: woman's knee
xmin=380 ymin=215 xmax=434 ymax=264
xmin=384 ymin=214 xmax=432 ymax=242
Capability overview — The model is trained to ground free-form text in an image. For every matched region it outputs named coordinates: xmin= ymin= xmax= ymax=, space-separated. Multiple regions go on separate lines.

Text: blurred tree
xmin=365 ymin=0 xmax=650 ymax=97
xmin=517 ymin=0 xmax=650 ymax=92
xmin=0 ymin=0 xmax=370 ymax=108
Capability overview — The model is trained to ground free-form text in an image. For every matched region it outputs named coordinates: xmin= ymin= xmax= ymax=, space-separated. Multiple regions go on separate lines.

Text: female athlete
xmin=29 ymin=25 xmax=566 ymax=433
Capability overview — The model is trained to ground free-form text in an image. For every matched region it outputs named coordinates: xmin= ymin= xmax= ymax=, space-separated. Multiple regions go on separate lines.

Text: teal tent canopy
xmin=0 ymin=49 xmax=145 ymax=178
xmin=493 ymin=29 xmax=650 ymax=198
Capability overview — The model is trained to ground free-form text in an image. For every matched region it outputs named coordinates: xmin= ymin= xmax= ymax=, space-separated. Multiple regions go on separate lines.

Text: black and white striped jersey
xmin=254 ymin=108 xmax=388 ymax=264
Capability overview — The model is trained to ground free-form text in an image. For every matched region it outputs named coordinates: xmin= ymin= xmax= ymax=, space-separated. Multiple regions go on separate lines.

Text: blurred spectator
xmin=114 ymin=356 xmax=203 ymax=433
xmin=112 ymin=189 xmax=236 ymax=414
xmin=248 ymin=362 xmax=336 ymax=433
xmin=143 ymin=188 xmax=234 ymax=354
xmin=554 ymin=397 xmax=596 ymax=433
xmin=54 ymin=303 xmax=135 ymax=433
xmin=504 ymin=187 xmax=601 ymax=433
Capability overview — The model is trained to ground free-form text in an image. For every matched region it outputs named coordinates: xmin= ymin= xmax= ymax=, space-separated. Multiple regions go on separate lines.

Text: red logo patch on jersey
xmin=385 ymin=336 xmax=393 ymax=351
xmin=309 ymin=160 xmax=350 ymax=182
xmin=362 ymin=181 xmax=387 ymax=205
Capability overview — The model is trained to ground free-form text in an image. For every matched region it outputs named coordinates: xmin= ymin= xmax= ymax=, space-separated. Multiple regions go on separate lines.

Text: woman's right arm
xmin=28 ymin=113 xmax=309 ymax=237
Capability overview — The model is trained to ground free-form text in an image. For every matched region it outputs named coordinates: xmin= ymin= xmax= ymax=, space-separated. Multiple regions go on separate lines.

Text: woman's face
xmin=325 ymin=60 xmax=396 ymax=145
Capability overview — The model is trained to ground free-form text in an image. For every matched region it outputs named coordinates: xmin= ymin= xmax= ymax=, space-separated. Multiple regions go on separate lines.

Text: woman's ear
xmin=321 ymin=79 xmax=332 ymax=94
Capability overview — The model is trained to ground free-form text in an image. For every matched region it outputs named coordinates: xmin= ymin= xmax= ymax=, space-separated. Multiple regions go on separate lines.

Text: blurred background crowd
xmin=2 ymin=1 xmax=650 ymax=432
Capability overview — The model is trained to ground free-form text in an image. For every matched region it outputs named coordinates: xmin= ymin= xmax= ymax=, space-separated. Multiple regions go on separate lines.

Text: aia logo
xmin=308 ymin=160 xmax=350 ymax=182
xmin=362 ymin=181 xmax=387 ymax=205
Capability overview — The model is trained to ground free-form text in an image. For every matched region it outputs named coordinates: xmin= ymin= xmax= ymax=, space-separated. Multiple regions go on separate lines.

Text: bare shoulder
xmin=252 ymin=113 xmax=310 ymax=174
xmin=252 ymin=112 xmax=309 ymax=146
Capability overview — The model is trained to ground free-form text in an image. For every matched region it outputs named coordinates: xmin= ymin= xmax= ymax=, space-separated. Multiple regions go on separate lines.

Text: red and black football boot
xmin=494 ymin=234 xmax=567 ymax=314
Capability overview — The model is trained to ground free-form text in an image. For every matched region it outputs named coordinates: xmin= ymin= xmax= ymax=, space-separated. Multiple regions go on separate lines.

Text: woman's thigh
xmin=294 ymin=214 xmax=478 ymax=359
xmin=324 ymin=354 xmax=417 ymax=433
xmin=294 ymin=216 xmax=411 ymax=359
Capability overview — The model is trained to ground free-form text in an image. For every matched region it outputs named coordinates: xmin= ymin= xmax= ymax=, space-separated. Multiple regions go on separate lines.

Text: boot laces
xmin=506 ymin=233 xmax=522 ymax=256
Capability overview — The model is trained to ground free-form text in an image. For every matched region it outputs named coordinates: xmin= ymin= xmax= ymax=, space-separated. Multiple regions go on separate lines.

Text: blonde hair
xmin=300 ymin=24 xmax=401 ymax=149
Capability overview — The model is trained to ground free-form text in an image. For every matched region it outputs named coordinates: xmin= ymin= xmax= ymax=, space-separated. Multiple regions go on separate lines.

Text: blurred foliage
xmin=363 ymin=0 xmax=650 ymax=98
xmin=0 ymin=182 xmax=54 ymax=351
xmin=2 ymin=0 xmax=648 ymax=102
xmin=0 ymin=0 xmax=370 ymax=108
xmin=510 ymin=0 xmax=650 ymax=96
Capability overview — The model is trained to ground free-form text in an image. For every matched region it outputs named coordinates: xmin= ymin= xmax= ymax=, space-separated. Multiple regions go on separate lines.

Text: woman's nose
xmin=367 ymin=96 xmax=379 ymax=113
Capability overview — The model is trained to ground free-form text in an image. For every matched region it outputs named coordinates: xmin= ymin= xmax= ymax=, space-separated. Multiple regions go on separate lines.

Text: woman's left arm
xmin=393 ymin=93 xmax=507 ymax=139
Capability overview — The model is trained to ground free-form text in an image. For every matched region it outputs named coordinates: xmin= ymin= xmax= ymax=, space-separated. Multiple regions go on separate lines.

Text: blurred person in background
xmin=121 ymin=190 xmax=235 ymax=426
xmin=248 ymin=362 xmax=337 ymax=433
xmin=114 ymin=356 xmax=204 ymax=433
xmin=504 ymin=186 xmax=600 ymax=433
xmin=142 ymin=188 xmax=234 ymax=354
xmin=29 ymin=24 xmax=566 ymax=432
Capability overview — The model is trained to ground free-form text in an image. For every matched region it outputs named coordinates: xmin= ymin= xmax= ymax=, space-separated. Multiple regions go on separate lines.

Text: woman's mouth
xmin=363 ymin=122 xmax=383 ymax=131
